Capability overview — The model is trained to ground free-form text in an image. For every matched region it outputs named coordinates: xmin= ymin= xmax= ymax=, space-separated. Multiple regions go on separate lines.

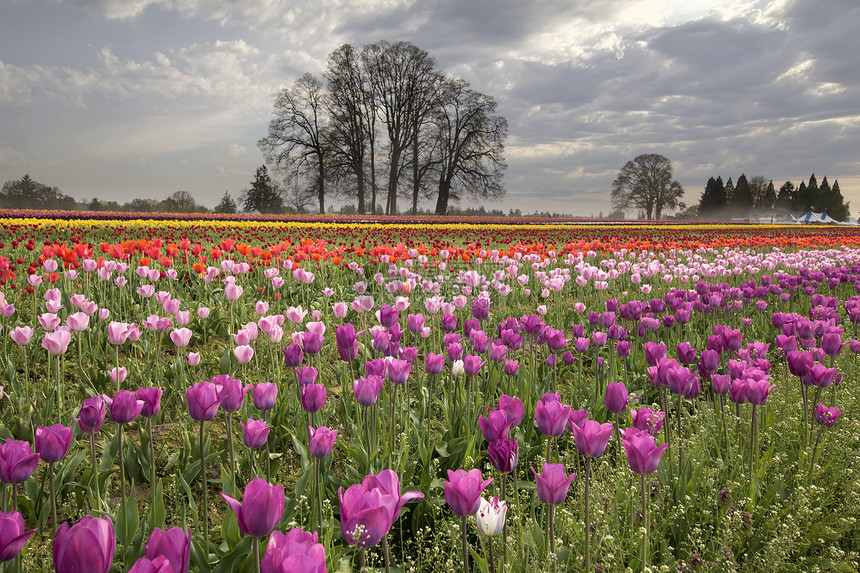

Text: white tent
xmin=838 ymin=217 xmax=859 ymax=226
xmin=796 ymin=211 xmax=838 ymax=224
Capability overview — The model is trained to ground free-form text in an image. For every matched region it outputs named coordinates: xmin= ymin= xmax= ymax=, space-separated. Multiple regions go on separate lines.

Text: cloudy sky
xmin=1 ymin=0 xmax=858 ymax=216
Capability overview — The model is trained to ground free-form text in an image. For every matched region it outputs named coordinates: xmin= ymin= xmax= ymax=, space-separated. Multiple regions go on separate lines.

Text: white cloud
xmin=229 ymin=143 xmax=246 ymax=156
xmin=0 ymin=143 xmax=26 ymax=168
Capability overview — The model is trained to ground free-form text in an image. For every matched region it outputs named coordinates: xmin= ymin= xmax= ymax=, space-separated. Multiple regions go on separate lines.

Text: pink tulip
xmin=107 ymin=322 xmax=130 ymax=345
xmin=66 ymin=312 xmax=89 ymax=332
xmin=234 ymin=345 xmax=254 ymax=364
xmin=170 ymin=328 xmax=192 ymax=348
xmin=9 ymin=326 xmax=33 ymax=346
xmin=188 ymin=352 xmax=201 ymax=366
xmin=42 ymin=330 xmax=72 ymax=355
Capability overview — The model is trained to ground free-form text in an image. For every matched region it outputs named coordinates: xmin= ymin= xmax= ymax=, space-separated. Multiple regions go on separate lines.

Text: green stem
xmin=382 ymin=534 xmax=391 ymax=573
xmin=49 ymin=462 xmax=58 ymax=533
xmin=315 ymin=457 xmax=323 ymax=534
xmin=148 ymin=417 xmax=156 ymax=523
xmin=461 ymin=514 xmax=470 ymax=573
xmin=548 ymin=504 xmax=556 ymax=573
xmin=749 ymin=404 xmax=758 ymax=505
xmin=487 ymin=534 xmax=496 ymax=573
xmin=809 ymin=426 xmax=825 ymax=483
xmin=199 ymin=420 xmax=209 ymax=546
xmin=584 ymin=457 xmax=591 ymax=573
xmin=226 ymin=412 xmax=236 ymax=486
xmin=118 ymin=424 xmax=126 ymax=502
xmin=253 ymin=536 xmax=261 ymax=573
xmin=641 ymin=473 xmax=649 ymax=570
xmin=89 ymin=433 xmax=101 ymax=512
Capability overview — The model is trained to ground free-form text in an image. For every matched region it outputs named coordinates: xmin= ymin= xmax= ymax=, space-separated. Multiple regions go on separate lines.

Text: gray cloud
xmin=1 ymin=0 xmax=858 ymax=216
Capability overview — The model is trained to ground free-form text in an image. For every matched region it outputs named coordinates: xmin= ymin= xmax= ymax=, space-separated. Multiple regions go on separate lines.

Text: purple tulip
xmin=335 ymin=324 xmax=360 ymax=362
xmin=308 ymin=426 xmax=338 ymax=458
xmin=353 ymin=375 xmax=385 ymax=406
xmin=53 ymin=516 xmax=115 ymax=573
xmin=728 ymin=379 xmax=748 ymax=404
xmin=337 ymin=486 xmax=390 ymax=548
xmin=531 ymin=463 xmax=576 ymax=505
xmin=301 ymin=332 xmax=323 ymax=355
xmin=446 ymin=341 xmax=463 ymax=361
xmin=629 ymin=408 xmax=665 ymax=437
xmin=472 ymin=298 xmax=490 ymax=321
xmin=622 ymin=428 xmax=668 ymax=475
xmin=535 ymin=393 xmax=571 ymax=437
xmin=136 ymin=387 xmax=163 ymax=418
xmin=604 ymin=382 xmax=629 ymax=414
xmin=424 ymin=353 xmax=445 ymax=375
xmin=813 ymin=402 xmax=845 ymax=427
xmin=745 ymin=379 xmax=776 ymax=405
xmin=145 ymin=526 xmax=191 ymax=573
xmin=463 ymin=354 xmax=485 ymax=376
xmin=644 ymin=341 xmax=667 ymax=366
xmin=128 ymin=556 xmax=173 ymax=573
xmin=294 ymin=366 xmax=318 ymax=387
xmin=443 ymin=469 xmax=493 ymax=516
xmin=676 ymin=342 xmax=697 ymax=364
xmin=365 ymin=358 xmax=387 ymax=378
xmin=362 ymin=469 xmax=424 ymax=526
xmin=385 ymin=358 xmax=411 ymax=384
xmin=378 ymin=304 xmax=399 ymax=327
xmin=497 ymin=394 xmax=524 ymax=428
xmin=503 ymin=359 xmax=519 ymax=377
xmin=301 ymin=384 xmax=327 ymax=413
xmin=571 ymin=420 xmax=614 ymax=458
xmin=808 ymin=364 xmax=837 ymax=388
xmin=0 ymin=440 xmax=39 ymax=484
xmin=488 ymin=438 xmax=519 ymax=474
xmin=407 ymin=313 xmax=426 ymax=333
xmin=478 ymin=409 xmax=512 ymax=444
xmin=282 ymin=344 xmax=305 ymax=367
xmin=35 ymin=424 xmax=73 ymax=463
xmin=699 ymin=349 xmax=719 ymax=372
xmin=241 ymin=419 xmax=271 ymax=449
xmin=251 ymin=383 xmax=278 ymax=411
xmin=214 ymin=376 xmax=249 ymax=412
xmin=75 ymin=396 xmax=107 ymax=434
xmin=667 ymin=366 xmax=701 ymax=398
xmin=616 ymin=340 xmax=632 ymax=357
xmin=566 ymin=409 xmax=589 ymax=432
xmin=711 ymin=374 xmax=731 ymax=395
xmin=102 ymin=390 xmax=145 ymax=425
xmin=221 ymin=478 xmax=285 ymax=538
xmin=441 ymin=313 xmax=458 ymax=332
xmin=0 ymin=510 xmax=36 ymax=562
xmin=261 ymin=528 xmax=326 ymax=573
xmin=186 ymin=380 xmax=223 ymax=421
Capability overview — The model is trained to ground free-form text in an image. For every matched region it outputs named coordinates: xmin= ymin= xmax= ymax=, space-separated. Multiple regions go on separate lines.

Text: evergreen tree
xmin=795 ymin=181 xmax=808 ymax=211
xmin=777 ymin=181 xmax=795 ymax=209
xmin=797 ymin=174 xmax=819 ymax=211
xmin=731 ymin=174 xmax=754 ymax=210
xmin=214 ymin=191 xmax=238 ymax=214
xmin=724 ymin=178 xmax=734 ymax=206
xmin=243 ymin=166 xmax=283 ymax=214
xmin=821 ymin=178 xmax=850 ymax=221
xmin=763 ymin=180 xmax=777 ymax=207
xmin=698 ymin=176 xmax=727 ymax=218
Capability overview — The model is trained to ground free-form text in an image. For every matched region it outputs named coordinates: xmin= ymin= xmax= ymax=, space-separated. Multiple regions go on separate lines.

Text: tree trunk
xmin=318 ymin=160 xmax=326 ymax=214
xmin=412 ymin=131 xmax=420 ymax=216
xmin=387 ymin=148 xmax=401 ymax=215
xmin=356 ymin=167 xmax=366 ymax=215
xmin=435 ymin=178 xmax=451 ymax=215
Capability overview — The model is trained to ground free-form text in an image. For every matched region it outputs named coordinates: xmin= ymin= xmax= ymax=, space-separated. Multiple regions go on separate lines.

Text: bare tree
xmin=432 ymin=78 xmax=508 ymax=215
xmin=362 ymin=41 xmax=440 ymax=215
xmin=611 ymin=154 xmax=684 ymax=220
xmin=324 ymin=44 xmax=377 ymax=214
xmin=258 ymin=73 xmax=330 ymax=214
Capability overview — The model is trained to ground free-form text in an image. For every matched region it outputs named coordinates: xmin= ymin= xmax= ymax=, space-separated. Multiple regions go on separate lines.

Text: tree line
xmin=257 ymin=41 xmax=509 ymax=215
xmin=698 ymin=173 xmax=850 ymax=221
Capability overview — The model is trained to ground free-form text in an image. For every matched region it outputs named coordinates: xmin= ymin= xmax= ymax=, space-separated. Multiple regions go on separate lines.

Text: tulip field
xmin=1 ymin=212 xmax=860 ymax=572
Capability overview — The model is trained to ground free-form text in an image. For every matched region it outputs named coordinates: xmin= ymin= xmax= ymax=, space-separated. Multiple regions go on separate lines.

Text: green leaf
xmin=115 ymin=486 xmax=140 ymax=546
xmin=152 ymin=478 xmax=167 ymax=530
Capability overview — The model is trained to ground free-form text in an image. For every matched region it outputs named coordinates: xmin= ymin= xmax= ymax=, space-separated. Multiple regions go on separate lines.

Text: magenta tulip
xmin=145 ymin=526 xmax=191 ymax=573
xmin=0 ymin=511 xmax=36 ymax=562
xmin=35 ymin=424 xmax=73 ymax=463
xmin=0 ymin=440 xmax=39 ymax=484
xmin=53 ymin=516 xmax=115 ymax=573
xmin=443 ymin=468 xmax=493 ymax=516
xmin=242 ymin=419 xmax=271 ymax=449
xmin=531 ymin=463 xmax=576 ymax=505
xmin=221 ymin=478 xmax=285 ymax=538
xmin=308 ymin=426 xmax=338 ymax=458
xmin=75 ymin=396 xmax=107 ymax=434
xmin=571 ymin=420 xmax=614 ymax=458
xmin=488 ymin=438 xmax=519 ymax=474
xmin=622 ymin=428 xmax=668 ymax=475
xmin=186 ymin=380 xmax=223 ymax=421
xmin=261 ymin=528 xmax=326 ymax=573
